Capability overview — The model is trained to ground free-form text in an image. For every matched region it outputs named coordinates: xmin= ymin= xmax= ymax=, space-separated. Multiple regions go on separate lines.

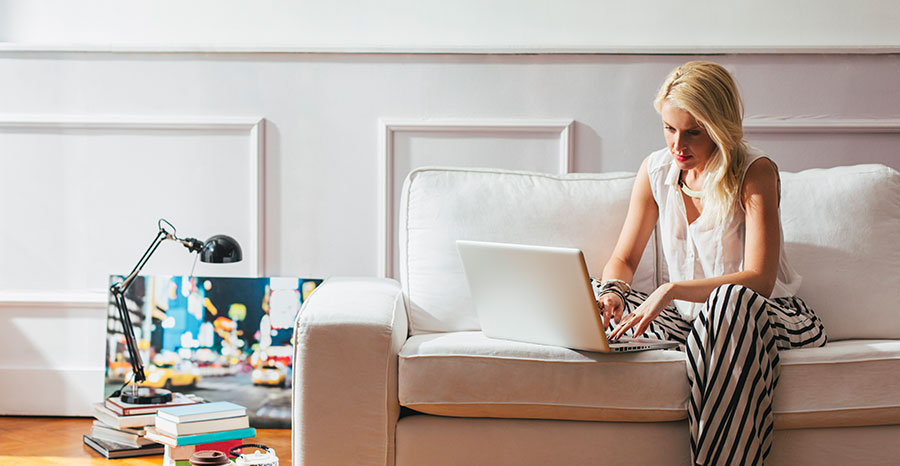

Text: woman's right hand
xmin=597 ymin=292 xmax=626 ymax=330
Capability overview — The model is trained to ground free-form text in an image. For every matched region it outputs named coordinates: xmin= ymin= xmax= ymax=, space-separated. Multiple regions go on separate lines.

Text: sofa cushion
xmin=775 ymin=339 xmax=900 ymax=429
xmin=399 ymin=331 xmax=689 ymax=422
xmin=399 ymin=332 xmax=900 ymax=429
xmin=399 ymin=168 xmax=660 ymax=335
xmin=780 ymin=164 xmax=900 ymax=340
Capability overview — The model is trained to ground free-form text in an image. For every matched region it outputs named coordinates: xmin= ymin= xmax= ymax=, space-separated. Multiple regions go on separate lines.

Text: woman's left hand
xmin=610 ymin=283 xmax=674 ymax=340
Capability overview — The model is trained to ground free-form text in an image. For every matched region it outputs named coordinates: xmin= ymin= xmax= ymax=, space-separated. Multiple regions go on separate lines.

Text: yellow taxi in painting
xmin=252 ymin=363 xmax=287 ymax=387
xmin=143 ymin=363 xmax=200 ymax=389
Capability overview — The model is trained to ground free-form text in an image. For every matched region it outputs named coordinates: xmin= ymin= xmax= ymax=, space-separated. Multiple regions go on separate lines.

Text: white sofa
xmin=292 ymin=164 xmax=900 ymax=466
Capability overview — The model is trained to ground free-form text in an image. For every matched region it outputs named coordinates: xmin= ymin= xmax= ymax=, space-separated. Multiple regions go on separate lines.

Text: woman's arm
xmin=611 ymin=157 xmax=782 ymax=339
xmin=603 ymin=156 xmax=659 ymax=282
xmin=597 ymin=156 xmax=659 ymax=327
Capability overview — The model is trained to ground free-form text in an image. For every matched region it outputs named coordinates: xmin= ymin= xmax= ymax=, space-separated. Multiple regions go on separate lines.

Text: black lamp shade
xmin=200 ymin=235 xmax=243 ymax=263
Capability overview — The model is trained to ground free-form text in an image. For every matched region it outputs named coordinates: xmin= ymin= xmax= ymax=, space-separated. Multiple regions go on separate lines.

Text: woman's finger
xmin=611 ymin=327 xmax=623 ymax=340
xmin=633 ymin=321 xmax=645 ymax=338
xmin=613 ymin=323 xmax=630 ymax=340
xmin=611 ymin=295 xmax=625 ymax=324
xmin=634 ymin=314 xmax=651 ymax=338
xmin=601 ymin=302 xmax=614 ymax=330
xmin=611 ymin=312 xmax=636 ymax=340
xmin=598 ymin=295 xmax=622 ymax=330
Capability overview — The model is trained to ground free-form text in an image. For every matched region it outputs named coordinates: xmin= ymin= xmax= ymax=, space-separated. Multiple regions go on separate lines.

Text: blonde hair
xmin=654 ymin=61 xmax=747 ymax=228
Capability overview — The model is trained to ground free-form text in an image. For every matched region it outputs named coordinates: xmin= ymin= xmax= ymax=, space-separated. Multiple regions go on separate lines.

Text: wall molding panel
xmin=0 ymin=291 xmax=107 ymax=310
xmin=377 ymin=119 xmax=574 ymax=278
xmin=0 ymin=115 xmax=266 ymax=310
xmin=743 ymin=117 xmax=900 ymax=171
xmin=744 ymin=117 xmax=900 ymax=134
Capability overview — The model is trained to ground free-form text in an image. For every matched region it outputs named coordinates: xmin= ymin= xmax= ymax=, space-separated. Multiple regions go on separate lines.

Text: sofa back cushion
xmin=780 ymin=164 xmax=900 ymax=340
xmin=399 ymin=167 xmax=659 ymax=336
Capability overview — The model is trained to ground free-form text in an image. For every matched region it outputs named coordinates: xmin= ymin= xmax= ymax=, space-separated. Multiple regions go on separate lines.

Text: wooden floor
xmin=0 ymin=416 xmax=291 ymax=466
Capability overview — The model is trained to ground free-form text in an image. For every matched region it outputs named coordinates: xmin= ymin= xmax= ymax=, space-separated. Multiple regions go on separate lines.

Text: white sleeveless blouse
xmin=646 ymin=146 xmax=802 ymax=321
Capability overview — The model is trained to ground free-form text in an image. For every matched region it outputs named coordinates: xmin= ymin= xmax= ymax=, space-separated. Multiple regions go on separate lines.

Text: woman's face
xmin=661 ymin=102 xmax=717 ymax=173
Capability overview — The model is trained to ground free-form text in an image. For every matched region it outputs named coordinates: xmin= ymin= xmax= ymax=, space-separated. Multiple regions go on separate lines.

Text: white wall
xmin=1 ymin=0 xmax=899 ymax=52
xmin=1 ymin=2 xmax=899 ymax=416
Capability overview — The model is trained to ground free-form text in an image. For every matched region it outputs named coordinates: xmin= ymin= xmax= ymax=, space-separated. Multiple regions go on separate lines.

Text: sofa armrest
xmin=292 ymin=277 xmax=408 ymax=466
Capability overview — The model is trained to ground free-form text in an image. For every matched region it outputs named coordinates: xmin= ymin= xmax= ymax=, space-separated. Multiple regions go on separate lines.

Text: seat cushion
xmin=399 ymin=332 xmax=900 ymax=428
xmin=399 ymin=331 xmax=689 ymax=422
xmin=775 ymin=339 xmax=900 ymax=429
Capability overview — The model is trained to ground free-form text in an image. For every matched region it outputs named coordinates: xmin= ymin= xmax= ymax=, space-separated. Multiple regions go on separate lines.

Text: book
xmin=156 ymin=414 xmax=250 ymax=437
xmin=94 ymin=419 xmax=146 ymax=436
xmin=92 ymin=402 xmax=157 ymax=429
xmin=90 ymin=421 xmax=156 ymax=447
xmin=83 ymin=434 xmax=165 ymax=459
xmin=105 ymin=391 xmax=200 ymax=416
xmin=156 ymin=401 xmax=247 ymax=423
xmin=145 ymin=426 xmax=257 ymax=447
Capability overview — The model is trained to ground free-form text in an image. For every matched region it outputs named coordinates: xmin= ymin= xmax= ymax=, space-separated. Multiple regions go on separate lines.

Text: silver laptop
xmin=456 ymin=240 xmax=678 ymax=353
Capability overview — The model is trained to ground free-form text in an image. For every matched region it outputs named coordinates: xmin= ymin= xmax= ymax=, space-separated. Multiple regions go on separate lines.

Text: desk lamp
xmin=110 ymin=219 xmax=242 ymax=404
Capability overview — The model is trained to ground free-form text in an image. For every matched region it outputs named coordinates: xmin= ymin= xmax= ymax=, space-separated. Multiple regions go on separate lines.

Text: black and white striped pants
xmin=602 ymin=283 xmax=827 ymax=466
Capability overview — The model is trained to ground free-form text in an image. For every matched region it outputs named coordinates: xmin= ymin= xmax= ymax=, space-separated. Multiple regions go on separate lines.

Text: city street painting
xmin=104 ymin=275 xmax=321 ymax=428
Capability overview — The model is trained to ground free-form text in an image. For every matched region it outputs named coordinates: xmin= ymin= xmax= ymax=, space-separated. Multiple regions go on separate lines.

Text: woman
xmin=592 ymin=61 xmax=827 ymax=466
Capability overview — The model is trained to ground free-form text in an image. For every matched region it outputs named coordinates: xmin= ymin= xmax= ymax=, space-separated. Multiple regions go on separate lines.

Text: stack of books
xmin=145 ymin=401 xmax=255 ymax=466
xmin=84 ymin=392 xmax=200 ymax=459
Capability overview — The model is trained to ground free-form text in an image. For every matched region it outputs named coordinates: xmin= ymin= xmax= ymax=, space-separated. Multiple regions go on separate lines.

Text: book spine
xmin=83 ymin=435 xmax=112 ymax=459
xmin=156 ymin=416 xmax=250 ymax=437
xmin=169 ymin=427 xmax=256 ymax=446
xmin=93 ymin=403 xmax=157 ymax=428
xmin=157 ymin=409 xmax=246 ymax=424
xmin=92 ymin=410 xmax=120 ymax=429
xmin=104 ymin=403 xmax=126 ymax=416
xmin=91 ymin=425 xmax=140 ymax=447
xmin=105 ymin=401 xmax=154 ymax=416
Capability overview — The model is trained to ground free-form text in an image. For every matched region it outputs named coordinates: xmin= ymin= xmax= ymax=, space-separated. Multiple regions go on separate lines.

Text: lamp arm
xmin=115 ymin=230 xmax=167 ymax=294
xmin=110 ymin=221 xmax=201 ymax=389
xmin=112 ymin=288 xmax=146 ymax=383
xmin=110 ymin=229 xmax=168 ymax=387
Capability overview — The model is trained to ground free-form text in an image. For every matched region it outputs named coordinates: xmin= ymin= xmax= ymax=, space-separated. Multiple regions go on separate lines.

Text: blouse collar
xmin=664 ymin=157 xmax=681 ymax=188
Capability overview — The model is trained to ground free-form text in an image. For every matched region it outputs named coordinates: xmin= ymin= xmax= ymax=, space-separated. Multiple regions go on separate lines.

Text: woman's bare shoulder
xmin=742 ymin=156 xmax=780 ymax=204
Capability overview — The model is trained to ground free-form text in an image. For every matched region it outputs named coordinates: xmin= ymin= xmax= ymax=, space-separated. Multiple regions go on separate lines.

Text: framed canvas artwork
xmin=105 ymin=275 xmax=321 ymax=428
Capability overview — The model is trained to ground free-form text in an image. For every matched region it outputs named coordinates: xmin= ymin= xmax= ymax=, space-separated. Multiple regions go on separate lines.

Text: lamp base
xmin=118 ymin=386 xmax=173 ymax=405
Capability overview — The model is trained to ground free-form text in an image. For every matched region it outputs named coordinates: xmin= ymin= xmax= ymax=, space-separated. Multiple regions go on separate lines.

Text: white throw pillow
xmin=399 ymin=167 xmax=658 ymax=336
xmin=780 ymin=164 xmax=900 ymax=340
